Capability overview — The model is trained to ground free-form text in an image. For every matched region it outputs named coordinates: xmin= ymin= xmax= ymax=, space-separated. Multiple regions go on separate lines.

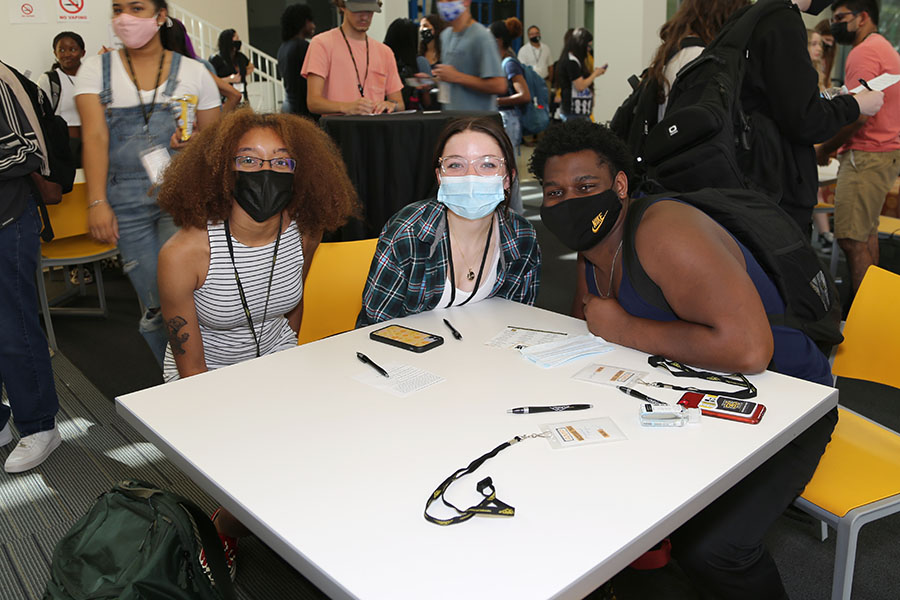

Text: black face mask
xmin=540 ymin=189 xmax=623 ymax=252
xmin=530 ymin=36 xmax=540 ymax=44
xmin=233 ymin=40 xmax=242 ymax=52
xmin=805 ymin=0 xmax=832 ymax=15
xmin=830 ymin=21 xmax=857 ymax=46
xmin=421 ymin=29 xmax=434 ymax=44
xmin=233 ymin=171 xmax=294 ymax=223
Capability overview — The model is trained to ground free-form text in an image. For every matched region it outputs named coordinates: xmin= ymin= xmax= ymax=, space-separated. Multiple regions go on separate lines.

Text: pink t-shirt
xmin=301 ymin=27 xmax=402 ymax=107
xmin=842 ymin=33 xmax=900 ymax=153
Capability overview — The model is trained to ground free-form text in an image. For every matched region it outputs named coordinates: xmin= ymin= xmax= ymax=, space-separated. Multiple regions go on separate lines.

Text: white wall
xmin=526 ymin=0 xmax=570 ymax=63
xmin=173 ymin=0 xmax=249 ymax=46
xmin=0 ymin=0 xmax=249 ymax=86
xmin=593 ymin=0 xmax=667 ymax=123
xmin=2 ymin=3 xmax=110 ymax=84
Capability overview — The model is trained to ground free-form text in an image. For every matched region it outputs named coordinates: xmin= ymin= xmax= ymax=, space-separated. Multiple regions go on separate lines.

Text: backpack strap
xmin=46 ymin=70 xmax=61 ymax=113
xmin=622 ymin=195 xmax=674 ymax=315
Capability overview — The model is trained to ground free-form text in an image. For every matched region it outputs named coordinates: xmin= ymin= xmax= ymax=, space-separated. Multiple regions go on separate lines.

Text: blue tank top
xmin=585 ymin=205 xmax=833 ymax=386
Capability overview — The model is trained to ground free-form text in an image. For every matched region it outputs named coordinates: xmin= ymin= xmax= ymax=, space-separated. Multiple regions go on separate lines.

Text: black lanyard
xmin=641 ymin=355 xmax=758 ymax=399
xmin=445 ymin=215 xmax=494 ymax=308
xmin=424 ymin=433 xmax=547 ymax=526
xmin=123 ymin=49 xmax=165 ymax=133
xmin=339 ymin=28 xmax=369 ymax=97
xmin=223 ymin=216 xmax=283 ymax=358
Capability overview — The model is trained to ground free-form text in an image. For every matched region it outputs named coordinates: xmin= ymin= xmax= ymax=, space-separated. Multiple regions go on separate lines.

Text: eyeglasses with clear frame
xmin=438 ymin=155 xmax=506 ymax=177
xmin=831 ymin=10 xmax=859 ymax=23
xmin=233 ymin=156 xmax=297 ymax=173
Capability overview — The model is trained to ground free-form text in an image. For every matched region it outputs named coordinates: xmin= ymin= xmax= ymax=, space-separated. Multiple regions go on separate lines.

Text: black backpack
xmin=609 ymin=37 xmax=705 ymax=179
xmin=12 ymin=67 xmax=75 ymax=195
xmin=622 ymin=186 xmax=843 ymax=353
xmin=642 ymin=0 xmax=791 ymax=201
xmin=44 ymin=480 xmax=237 ymax=600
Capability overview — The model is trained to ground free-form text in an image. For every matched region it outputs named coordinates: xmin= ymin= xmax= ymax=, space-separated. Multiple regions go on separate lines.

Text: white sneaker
xmin=0 ymin=423 xmax=11 ymax=447
xmin=4 ymin=426 xmax=61 ymax=473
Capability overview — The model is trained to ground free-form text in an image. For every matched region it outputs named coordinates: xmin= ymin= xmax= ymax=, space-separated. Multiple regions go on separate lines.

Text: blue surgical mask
xmin=437 ymin=0 xmax=466 ymax=23
xmin=438 ymin=175 xmax=505 ymax=220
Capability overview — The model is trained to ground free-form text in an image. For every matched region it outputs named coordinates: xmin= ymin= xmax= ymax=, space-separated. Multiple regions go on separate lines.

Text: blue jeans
xmin=0 ymin=198 xmax=58 ymax=437
xmin=108 ymin=173 xmax=178 ymax=365
xmin=499 ymin=109 xmax=524 ymax=215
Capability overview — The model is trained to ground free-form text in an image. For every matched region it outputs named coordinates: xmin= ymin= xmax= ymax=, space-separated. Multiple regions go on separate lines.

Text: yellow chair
xmin=36 ymin=177 xmax=119 ymax=350
xmin=794 ymin=266 xmax=900 ymax=600
xmin=297 ymin=238 xmax=378 ymax=345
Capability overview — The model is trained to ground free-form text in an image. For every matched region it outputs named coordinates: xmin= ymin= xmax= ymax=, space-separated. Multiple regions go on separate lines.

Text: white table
xmin=116 ymin=299 xmax=837 ymax=600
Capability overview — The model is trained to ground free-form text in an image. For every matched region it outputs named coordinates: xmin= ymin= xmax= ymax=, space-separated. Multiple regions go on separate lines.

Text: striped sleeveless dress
xmin=162 ymin=220 xmax=304 ymax=382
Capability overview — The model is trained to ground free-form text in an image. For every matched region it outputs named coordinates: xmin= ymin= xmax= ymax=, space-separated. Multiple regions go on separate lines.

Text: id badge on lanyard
xmin=139 ymin=145 xmax=171 ymax=186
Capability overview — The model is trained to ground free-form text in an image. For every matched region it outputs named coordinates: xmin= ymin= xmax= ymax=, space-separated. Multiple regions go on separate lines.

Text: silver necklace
xmin=598 ymin=240 xmax=623 ymax=298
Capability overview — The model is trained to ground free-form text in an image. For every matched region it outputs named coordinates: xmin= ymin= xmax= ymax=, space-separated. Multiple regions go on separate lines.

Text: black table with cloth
xmin=320 ymin=111 xmax=501 ymax=241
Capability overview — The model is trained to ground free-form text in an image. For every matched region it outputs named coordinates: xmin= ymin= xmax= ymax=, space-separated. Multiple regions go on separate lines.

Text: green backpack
xmin=44 ymin=480 xmax=237 ymax=600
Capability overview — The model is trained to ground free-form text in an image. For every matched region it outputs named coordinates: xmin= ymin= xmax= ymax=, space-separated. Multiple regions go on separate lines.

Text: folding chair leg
xmin=35 ymin=263 xmax=58 ymax=351
xmin=93 ymin=260 xmax=108 ymax=316
xmin=831 ymin=518 xmax=860 ymax=600
xmin=829 ymin=237 xmax=840 ymax=278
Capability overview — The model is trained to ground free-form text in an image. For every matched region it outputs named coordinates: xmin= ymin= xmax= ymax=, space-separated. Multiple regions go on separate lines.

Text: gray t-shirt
xmin=439 ymin=22 xmax=503 ymax=111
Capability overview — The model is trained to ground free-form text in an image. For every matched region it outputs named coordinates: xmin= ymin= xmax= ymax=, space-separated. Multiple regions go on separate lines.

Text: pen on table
xmin=443 ymin=318 xmax=462 ymax=340
xmin=859 ymin=78 xmax=873 ymax=91
xmin=507 ymin=404 xmax=592 ymax=414
xmin=617 ymin=385 xmax=668 ymax=406
xmin=356 ymin=352 xmax=389 ymax=378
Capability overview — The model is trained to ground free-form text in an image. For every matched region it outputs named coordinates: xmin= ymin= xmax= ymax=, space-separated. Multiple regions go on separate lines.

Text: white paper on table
xmin=485 ymin=326 xmax=568 ymax=350
xmin=519 ymin=334 xmax=613 ymax=368
xmin=353 ymin=363 xmax=444 ymax=397
xmin=572 ymin=363 xmax=648 ymax=387
xmin=848 ymin=73 xmax=900 ymax=93
xmin=541 ymin=417 xmax=627 ymax=450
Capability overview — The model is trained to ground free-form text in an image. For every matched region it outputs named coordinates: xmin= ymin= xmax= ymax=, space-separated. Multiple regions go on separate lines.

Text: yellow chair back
xmin=297 ymin=238 xmax=378 ymax=345
xmin=831 ymin=266 xmax=900 ymax=390
xmin=46 ymin=180 xmax=91 ymax=241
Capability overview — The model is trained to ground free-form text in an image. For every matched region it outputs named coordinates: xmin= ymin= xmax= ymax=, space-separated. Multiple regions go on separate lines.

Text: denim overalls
xmin=100 ymin=51 xmax=181 ymax=366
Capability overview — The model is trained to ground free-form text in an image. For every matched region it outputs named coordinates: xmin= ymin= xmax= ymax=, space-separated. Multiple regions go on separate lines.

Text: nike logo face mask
xmin=540 ymin=188 xmax=623 ymax=252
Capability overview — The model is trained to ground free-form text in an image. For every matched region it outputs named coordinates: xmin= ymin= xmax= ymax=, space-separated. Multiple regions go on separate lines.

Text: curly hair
xmin=158 ymin=110 xmax=359 ymax=234
xmin=528 ymin=120 xmax=634 ymax=186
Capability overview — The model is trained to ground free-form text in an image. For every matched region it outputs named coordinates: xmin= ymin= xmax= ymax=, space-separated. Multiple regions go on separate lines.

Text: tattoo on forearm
xmin=167 ymin=316 xmax=189 ymax=356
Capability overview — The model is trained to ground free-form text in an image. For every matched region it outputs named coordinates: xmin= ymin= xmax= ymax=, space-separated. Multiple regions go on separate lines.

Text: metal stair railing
xmin=169 ymin=2 xmax=284 ymax=114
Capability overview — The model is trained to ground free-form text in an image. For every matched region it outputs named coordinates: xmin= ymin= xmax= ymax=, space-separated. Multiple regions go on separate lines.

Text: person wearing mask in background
xmin=517 ymin=25 xmax=554 ymax=88
xmin=816 ymin=0 xmax=900 ymax=293
xmin=277 ymin=3 xmax=316 ymax=117
xmin=738 ymin=0 xmax=883 ymax=234
xmin=359 ymin=116 xmax=540 ymax=325
xmin=210 ymin=28 xmax=254 ymax=104
xmin=38 ymin=32 xmax=86 ymax=167
xmin=168 ymin=18 xmax=241 ymax=114
xmin=384 ymin=18 xmax=423 ymax=111
xmin=0 ymin=60 xmax=62 ymax=474
xmin=75 ymin=0 xmax=221 ymax=366
xmin=646 ymin=0 xmax=749 ymax=121
xmin=555 ymin=27 xmax=605 ymax=122
xmin=303 ymin=0 xmax=404 ymax=115
xmin=429 ymin=0 xmax=506 ymax=111
xmin=418 ymin=14 xmax=444 ymax=74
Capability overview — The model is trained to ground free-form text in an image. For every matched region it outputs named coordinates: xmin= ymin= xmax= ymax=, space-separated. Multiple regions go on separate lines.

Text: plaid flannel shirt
xmin=360 ymin=198 xmax=541 ymax=325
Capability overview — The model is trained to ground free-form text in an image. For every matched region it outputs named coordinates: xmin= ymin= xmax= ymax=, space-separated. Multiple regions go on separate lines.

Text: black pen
xmin=617 ymin=385 xmax=667 ymax=406
xmin=507 ymin=404 xmax=592 ymax=414
xmin=443 ymin=318 xmax=462 ymax=340
xmin=357 ymin=352 xmax=389 ymax=378
xmin=859 ymin=78 xmax=873 ymax=91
